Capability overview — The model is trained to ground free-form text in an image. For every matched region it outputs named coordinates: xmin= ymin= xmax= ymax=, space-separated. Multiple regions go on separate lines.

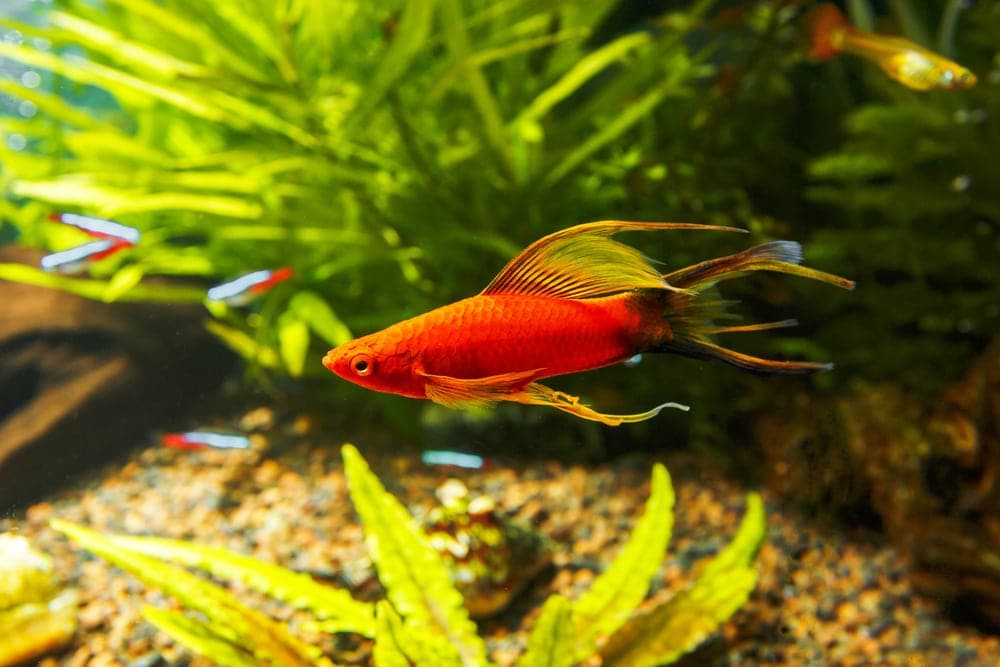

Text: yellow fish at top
xmin=803 ymin=4 xmax=977 ymax=92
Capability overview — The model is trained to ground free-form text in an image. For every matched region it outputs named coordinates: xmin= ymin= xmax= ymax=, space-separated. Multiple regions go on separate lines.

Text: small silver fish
xmin=206 ymin=267 xmax=293 ymax=306
xmin=40 ymin=239 xmax=125 ymax=275
xmin=49 ymin=212 xmax=141 ymax=244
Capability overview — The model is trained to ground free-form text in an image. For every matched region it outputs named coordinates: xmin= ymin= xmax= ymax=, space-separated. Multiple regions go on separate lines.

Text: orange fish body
xmin=328 ymin=292 xmax=657 ymax=399
xmin=324 ymin=221 xmax=854 ymax=425
xmin=803 ymin=4 xmax=976 ymax=91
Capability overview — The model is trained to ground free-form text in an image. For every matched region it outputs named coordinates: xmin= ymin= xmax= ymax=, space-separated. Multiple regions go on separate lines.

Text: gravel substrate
xmin=2 ymin=402 xmax=998 ymax=666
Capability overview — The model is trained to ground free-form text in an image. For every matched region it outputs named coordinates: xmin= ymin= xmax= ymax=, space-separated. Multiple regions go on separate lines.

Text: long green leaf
xmin=9 ymin=178 xmax=263 ymax=219
xmin=372 ymin=600 xmax=463 ymax=667
xmin=511 ymin=31 xmax=651 ymax=129
xmin=50 ymin=520 xmax=326 ymax=667
xmin=599 ymin=494 xmax=767 ymax=667
xmin=341 ymin=444 xmax=491 ymax=667
xmin=571 ymin=463 xmax=675 ymax=660
xmin=372 ymin=602 xmax=413 ymax=667
xmin=102 ymin=0 xmax=269 ymax=81
xmin=515 ymin=594 xmax=575 ymax=667
xmin=354 ymin=0 xmax=437 ymax=118
xmin=0 ymin=263 xmax=205 ymax=303
xmin=0 ymin=79 xmax=99 ymax=129
xmin=50 ymin=11 xmax=212 ymax=78
xmin=204 ymin=320 xmax=282 ymax=368
xmin=438 ymin=0 xmax=516 ymax=181
xmin=278 ymin=311 xmax=310 ymax=377
xmin=142 ymin=607 xmax=261 ymax=667
xmin=108 ymin=534 xmax=376 ymax=637
xmin=543 ymin=82 xmax=669 ymax=188
xmin=289 ymin=291 xmax=353 ymax=347
xmin=0 ymin=42 xmax=313 ymax=147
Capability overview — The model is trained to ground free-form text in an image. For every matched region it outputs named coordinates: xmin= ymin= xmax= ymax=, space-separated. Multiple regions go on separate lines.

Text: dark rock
xmin=750 ymin=337 xmax=1000 ymax=631
xmin=0 ymin=246 xmax=235 ymax=509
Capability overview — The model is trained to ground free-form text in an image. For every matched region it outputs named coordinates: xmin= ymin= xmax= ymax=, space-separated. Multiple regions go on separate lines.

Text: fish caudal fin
xmin=803 ymin=4 xmax=850 ymax=60
xmin=657 ymin=241 xmax=854 ymax=375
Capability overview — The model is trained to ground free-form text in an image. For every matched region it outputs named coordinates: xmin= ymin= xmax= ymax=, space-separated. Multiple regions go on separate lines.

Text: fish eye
xmin=350 ymin=353 xmax=375 ymax=377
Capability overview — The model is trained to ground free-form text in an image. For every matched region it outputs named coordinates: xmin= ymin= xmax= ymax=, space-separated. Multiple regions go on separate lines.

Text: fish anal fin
xmin=420 ymin=368 xmax=545 ymax=410
xmin=482 ymin=220 xmax=742 ymax=300
xmin=517 ymin=382 xmax=688 ymax=426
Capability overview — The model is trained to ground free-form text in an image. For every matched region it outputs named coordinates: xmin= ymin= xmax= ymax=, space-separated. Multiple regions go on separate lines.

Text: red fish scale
xmin=377 ymin=294 xmax=645 ymax=387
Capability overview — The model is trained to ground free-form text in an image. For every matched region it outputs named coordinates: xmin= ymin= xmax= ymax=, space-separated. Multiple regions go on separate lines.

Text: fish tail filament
xmin=656 ymin=241 xmax=853 ymax=376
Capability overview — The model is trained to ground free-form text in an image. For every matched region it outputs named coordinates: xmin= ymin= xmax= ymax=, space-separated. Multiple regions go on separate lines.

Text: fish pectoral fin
xmin=420 ymin=368 xmax=546 ymax=410
xmin=481 ymin=220 xmax=742 ymax=300
xmin=516 ymin=382 xmax=689 ymax=426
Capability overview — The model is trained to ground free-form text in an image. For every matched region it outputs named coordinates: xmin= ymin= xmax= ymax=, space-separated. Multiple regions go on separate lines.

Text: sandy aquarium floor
xmin=2 ymin=402 xmax=998 ymax=667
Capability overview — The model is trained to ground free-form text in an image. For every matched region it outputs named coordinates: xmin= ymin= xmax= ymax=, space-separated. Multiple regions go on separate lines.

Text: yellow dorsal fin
xmin=481 ymin=221 xmax=743 ymax=300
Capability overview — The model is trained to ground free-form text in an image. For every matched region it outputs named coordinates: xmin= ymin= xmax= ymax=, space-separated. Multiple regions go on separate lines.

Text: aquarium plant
xmin=52 ymin=445 xmax=766 ymax=666
xmin=0 ymin=0 xmax=994 ymax=440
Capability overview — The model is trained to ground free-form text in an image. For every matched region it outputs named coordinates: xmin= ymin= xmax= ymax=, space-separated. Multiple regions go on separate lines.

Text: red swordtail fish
xmin=323 ymin=221 xmax=854 ymax=426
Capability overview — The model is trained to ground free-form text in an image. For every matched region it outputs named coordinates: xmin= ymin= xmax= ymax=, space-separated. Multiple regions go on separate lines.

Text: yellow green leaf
xmin=515 ymin=594 xmax=575 ymax=667
xmin=571 ymin=463 xmax=674 ymax=660
xmin=289 ymin=291 xmax=353 ymax=347
xmin=278 ymin=312 xmax=310 ymax=377
xmin=0 ymin=262 xmax=205 ymax=303
xmin=142 ymin=607 xmax=260 ymax=667
xmin=109 ymin=534 xmax=375 ymax=637
xmin=600 ymin=494 xmax=767 ymax=667
xmin=50 ymin=520 xmax=326 ymax=667
xmin=102 ymin=264 xmax=144 ymax=303
xmin=204 ymin=320 xmax=281 ymax=368
xmin=341 ymin=444 xmax=490 ymax=667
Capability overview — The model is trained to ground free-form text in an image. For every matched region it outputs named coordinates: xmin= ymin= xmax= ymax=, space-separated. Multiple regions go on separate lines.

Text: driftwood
xmin=0 ymin=246 xmax=234 ymax=508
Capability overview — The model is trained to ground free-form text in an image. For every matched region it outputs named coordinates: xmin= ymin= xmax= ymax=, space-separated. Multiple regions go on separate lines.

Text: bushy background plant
xmin=0 ymin=0 xmax=996 ymax=450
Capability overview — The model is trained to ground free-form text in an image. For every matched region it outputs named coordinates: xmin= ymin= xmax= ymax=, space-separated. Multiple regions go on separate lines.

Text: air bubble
xmin=21 ymin=70 xmax=41 ymax=88
xmin=950 ymin=175 xmax=971 ymax=192
xmin=6 ymin=134 xmax=26 ymax=151
xmin=18 ymin=100 xmax=36 ymax=117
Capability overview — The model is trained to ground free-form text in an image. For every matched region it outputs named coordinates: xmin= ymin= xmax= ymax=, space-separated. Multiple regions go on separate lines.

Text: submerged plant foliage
xmin=53 ymin=445 xmax=766 ymax=666
xmin=0 ymin=0 xmax=994 ymax=437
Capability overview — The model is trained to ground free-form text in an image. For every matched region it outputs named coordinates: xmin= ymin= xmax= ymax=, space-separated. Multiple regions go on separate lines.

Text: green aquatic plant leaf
xmin=105 ymin=534 xmax=376 ymax=637
xmin=288 ymin=291 xmax=353 ymax=347
xmin=0 ymin=263 xmax=205 ymax=303
xmin=141 ymin=607 xmax=261 ymax=667
xmin=341 ymin=444 xmax=491 ymax=667
xmin=511 ymin=31 xmax=651 ymax=130
xmin=515 ymin=594 xmax=575 ymax=667
xmin=438 ymin=0 xmax=516 ymax=180
xmin=204 ymin=320 xmax=282 ymax=369
xmin=571 ymin=462 xmax=675 ymax=660
xmin=42 ymin=448 xmax=763 ymax=665
xmin=598 ymin=493 xmax=767 ymax=667
xmin=49 ymin=10 xmax=213 ymax=79
xmin=355 ymin=0 xmax=437 ymax=120
xmin=278 ymin=310 xmax=311 ymax=377
xmin=102 ymin=263 xmax=144 ymax=302
xmin=372 ymin=599 xmax=465 ymax=667
xmin=50 ymin=519 xmax=327 ymax=667
xmin=372 ymin=601 xmax=412 ymax=667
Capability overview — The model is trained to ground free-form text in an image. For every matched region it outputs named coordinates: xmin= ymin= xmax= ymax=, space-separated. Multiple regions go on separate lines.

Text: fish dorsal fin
xmin=481 ymin=220 xmax=742 ymax=299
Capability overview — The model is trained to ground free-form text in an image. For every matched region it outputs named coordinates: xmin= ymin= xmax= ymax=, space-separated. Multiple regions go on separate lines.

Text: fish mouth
xmin=321 ymin=351 xmax=336 ymax=371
